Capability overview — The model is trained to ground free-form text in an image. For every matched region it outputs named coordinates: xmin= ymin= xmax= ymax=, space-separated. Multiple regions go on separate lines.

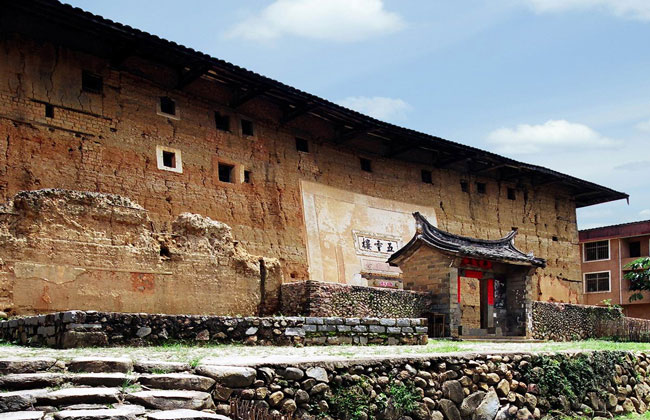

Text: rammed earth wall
xmin=1 ymin=351 xmax=650 ymax=419
xmin=531 ymin=301 xmax=650 ymax=341
xmin=280 ymin=280 xmax=434 ymax=318
xmin=0 ymin=311 xmax=427 ymax=348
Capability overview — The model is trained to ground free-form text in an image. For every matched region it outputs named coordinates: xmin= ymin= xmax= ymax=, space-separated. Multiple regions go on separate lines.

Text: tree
xmin=623 ymin=257 xmax=650 ymax=302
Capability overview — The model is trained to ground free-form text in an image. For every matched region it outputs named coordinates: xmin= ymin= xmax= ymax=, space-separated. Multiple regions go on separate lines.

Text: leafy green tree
xmin=623 ymin=257 xmax=650 ymax=301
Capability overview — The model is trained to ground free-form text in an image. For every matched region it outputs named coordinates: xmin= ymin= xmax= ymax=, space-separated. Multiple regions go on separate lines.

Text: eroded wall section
xmin=0 ymin=189 xmax=282 ymax=315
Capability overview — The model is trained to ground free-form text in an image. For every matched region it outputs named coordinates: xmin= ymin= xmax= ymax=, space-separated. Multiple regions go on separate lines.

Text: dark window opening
xmin=507 ymin=188 xmax=516 ymax=200
xmin=460 ymin=181 xmax=469 ymax=193
xmin=215 ymin=112 xmax=230 ymax=131
xmin=630 ymin=241 xmax=641 ymax=258
xmin=585 ymin=240 xmax=609 ymax=261
xmin=45 ymin=104 xmax=54 ymax=118
xmin=421 ymin=169 xmax=433 ymax=184
xmin=511 ymin=226 xmax=519 ymax=232
xmin=159 ymin=243 xmax=171 ymax=259
xmin=585 ymin=272 xmax=610 ymax=293
xmin=296 ymin=137 xmax=309 ymax=153
xmin=476 ymin=182 xmax=486 ymax=194
xmin=244 ymin=170 xmax=251 ymax=184
xmin=160 ymin=97 xmax=176 ymax=116
xmin=552 ymin=236 xmax=559 ymax=242
xmin=360 ymin=158 xmax=372 ymax=172
xmin=241 ymin=119 xmax=254 ymax=136
xmin=82 ymin=70 xmax=103 ymax=94
xmin=218 ymin=163 xmax=234 ymax=183
xmin=162 ymin=151 xmax=176 ymax=168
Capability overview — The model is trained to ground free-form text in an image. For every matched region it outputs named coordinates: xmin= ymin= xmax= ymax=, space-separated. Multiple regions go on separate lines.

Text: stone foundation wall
xmin=280 ymin=280 xmax=434 ymax=318
xmin=0 ymin=311 xmax=427 ymax=348
xmin=2 ymin=350 xmax=650 ymax=419
xmin=532 ymin=301 xmax=650 ymax=341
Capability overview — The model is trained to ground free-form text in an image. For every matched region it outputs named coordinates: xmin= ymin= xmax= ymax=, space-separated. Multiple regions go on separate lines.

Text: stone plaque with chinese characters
xmin=353 ymin=231 xmax=401 ymax=258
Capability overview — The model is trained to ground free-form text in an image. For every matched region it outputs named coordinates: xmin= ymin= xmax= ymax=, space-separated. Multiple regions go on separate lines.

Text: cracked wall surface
xmin=0 ymin=36 xmax=583 ymax=312
xmin=0 ymin=189 xmax=281 ymax=315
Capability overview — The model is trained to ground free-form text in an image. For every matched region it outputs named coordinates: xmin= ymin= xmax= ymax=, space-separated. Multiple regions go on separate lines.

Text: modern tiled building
xmin=580 ymin=220 xmax=650 ymax=319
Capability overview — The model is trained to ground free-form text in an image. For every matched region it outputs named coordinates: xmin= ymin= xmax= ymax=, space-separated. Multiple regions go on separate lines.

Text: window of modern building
xmin=81 ymin=70 xmax=103 ymax=94
xmin=241 ymin=119 xmax=254 ymax=136
xmin=629 ymin=241 xmax=641 ymax=258
xmin=215 ymin=112 xmax=230 ymax=132
xmin=360 ymin=158 xmax=372 ymax=172
xmin=421 ymin=169 xmax=433 ymax=184
xmin=585 ymin=272 xmax=610 ymax=293
xmin=584 ymin=240 xmax=609 ymax=261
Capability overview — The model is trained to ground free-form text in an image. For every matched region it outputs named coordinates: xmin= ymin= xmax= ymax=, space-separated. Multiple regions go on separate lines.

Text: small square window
xmin=45 ymin=103 xmax=54 ymax=118
xmin=629 ymin=241 xmax=641 ymax=258
xmin=218 ymin=163 xmax=235 ymax=183
xmin=156 ymin=146 xmax=182 ymax=173
xmin=507 ymin=188 xmax=516 ymax=200
xmin=421 ymin=170 xmax=433 ymax=184
xmin=460 ymin=181 xmax=469 ymax=193
xmin=162 ymin=151 xmax=175 ymax=168
xmin=215 ymin=112 xmax=230 ymax=132
xmin=476 ymin=182 xmax=486 ymax=194
xmin=241 ymin=119 xmax=254 ymax=136
xmin=82 ymin=70 xmax=103 ymax=94
xmin=159 ymin=97 xmax=176 ymax=116
xmin=296 ymin=137 xmax=309 ymax=153
xmin=244 ymin=170 xmax=251 ymax=184
xmin=360 ymin=158 xmax=372 ymax=172
xmin=552 ymin=236 xmax=559 ymax=242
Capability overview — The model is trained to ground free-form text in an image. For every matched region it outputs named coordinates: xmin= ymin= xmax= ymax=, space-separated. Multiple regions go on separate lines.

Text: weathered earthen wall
xmin=0 ymin=189 xmax=282 ymax=316
xmin=0 ymin=35 xmax=583 ymax=313
xmin=0 ymin=310 xmax=427 ymax=348
xmin=532 ymin=301 xmax=650 ymax=341
xmin=280 ymin=280 xmax=433 ymax=318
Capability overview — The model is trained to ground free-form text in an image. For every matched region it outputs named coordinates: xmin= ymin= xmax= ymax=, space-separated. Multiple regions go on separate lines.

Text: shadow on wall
xmin=0 ymin=189 xmax=282 ymax=316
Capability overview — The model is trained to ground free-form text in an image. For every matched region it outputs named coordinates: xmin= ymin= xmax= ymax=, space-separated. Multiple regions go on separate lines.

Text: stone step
xmin=0 ymin=412 xmax=46 ymax=420
xmin=194 ymin=366 xmax=255 ymax=388
xmin=134 ymin=361 xmax=191 ymax=374
xmin=137 ymin=374 xmax=215 ymax=392
xmin=0 ymin=389 xmax=49 ymax=412
xmin=0 ymin=359 xmax=57 ymax=375
xmin=68 ymin=373 xmax=131 ymax=387
xmin=39 ymin=387 xmax=121 ymax=406
xmin=0 ymin=373 xmax=65 ymax=390
xmin=126 ymin=390 xmax=215 ymax=411
xmin=53 ymin=404 xmax=146 ymax=420
xmin=67 ymin=358 xmax=133 ymax=374
xmin=146 ymin=409 xmax=230 ymax=420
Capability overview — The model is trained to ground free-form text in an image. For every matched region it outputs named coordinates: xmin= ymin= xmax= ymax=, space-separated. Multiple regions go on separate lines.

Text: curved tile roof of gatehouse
xmin=388 ymin=212 xmax=546 ymax=268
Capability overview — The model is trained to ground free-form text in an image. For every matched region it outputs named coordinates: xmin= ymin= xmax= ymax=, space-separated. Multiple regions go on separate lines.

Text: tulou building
xmin=0 ymin=0 xmax=627 ymax=338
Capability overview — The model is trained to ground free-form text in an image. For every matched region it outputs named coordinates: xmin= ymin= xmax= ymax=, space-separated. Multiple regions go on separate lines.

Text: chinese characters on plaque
xmin=353 ymin=231 xmax=401 ymax=257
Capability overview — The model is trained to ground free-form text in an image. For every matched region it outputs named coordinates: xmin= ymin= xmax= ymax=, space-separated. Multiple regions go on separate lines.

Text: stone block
xmin=369 ymin=325 xmax=385 ymax=334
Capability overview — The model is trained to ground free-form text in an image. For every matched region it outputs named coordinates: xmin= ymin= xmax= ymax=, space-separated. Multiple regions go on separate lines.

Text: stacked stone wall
xmin=0 ymin=311 xmax=427 ymax=348
xmin=532 ymin=301 xmax=650 ymax=341
xmin=2 ymin=351 xmax=650 ymax=419
xmin=280 ymin=280 xmax=434 ymax=318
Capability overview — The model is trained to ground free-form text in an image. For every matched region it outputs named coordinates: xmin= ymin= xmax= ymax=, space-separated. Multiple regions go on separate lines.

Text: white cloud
xmin=525 ymin=0 xmax=650 ymax=21
xmin=337 ymin=96 xmax=412 ymax=121
xmin=486 ymin=119 xmax=619 ymax=155
xmin=636 ymin=119 xmax=650 ymax=132
xmin=640 ymin=209 xmax=650 ymax=217
xmin=227 ymin=0 xmax=404 ymax=42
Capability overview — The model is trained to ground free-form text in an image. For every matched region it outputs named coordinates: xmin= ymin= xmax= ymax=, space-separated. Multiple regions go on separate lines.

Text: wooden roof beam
xmin=280 ymin=103 xmax=319 ymax=126
xmin=229 ymin=86 xmax=268 ymax=109
xmin=176 ymin=62 xmax=211 ymax=89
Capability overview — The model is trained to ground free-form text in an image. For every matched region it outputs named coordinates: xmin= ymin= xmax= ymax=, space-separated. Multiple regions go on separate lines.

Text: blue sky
xmin=65 ymin=0 xmax=650 ymax=229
